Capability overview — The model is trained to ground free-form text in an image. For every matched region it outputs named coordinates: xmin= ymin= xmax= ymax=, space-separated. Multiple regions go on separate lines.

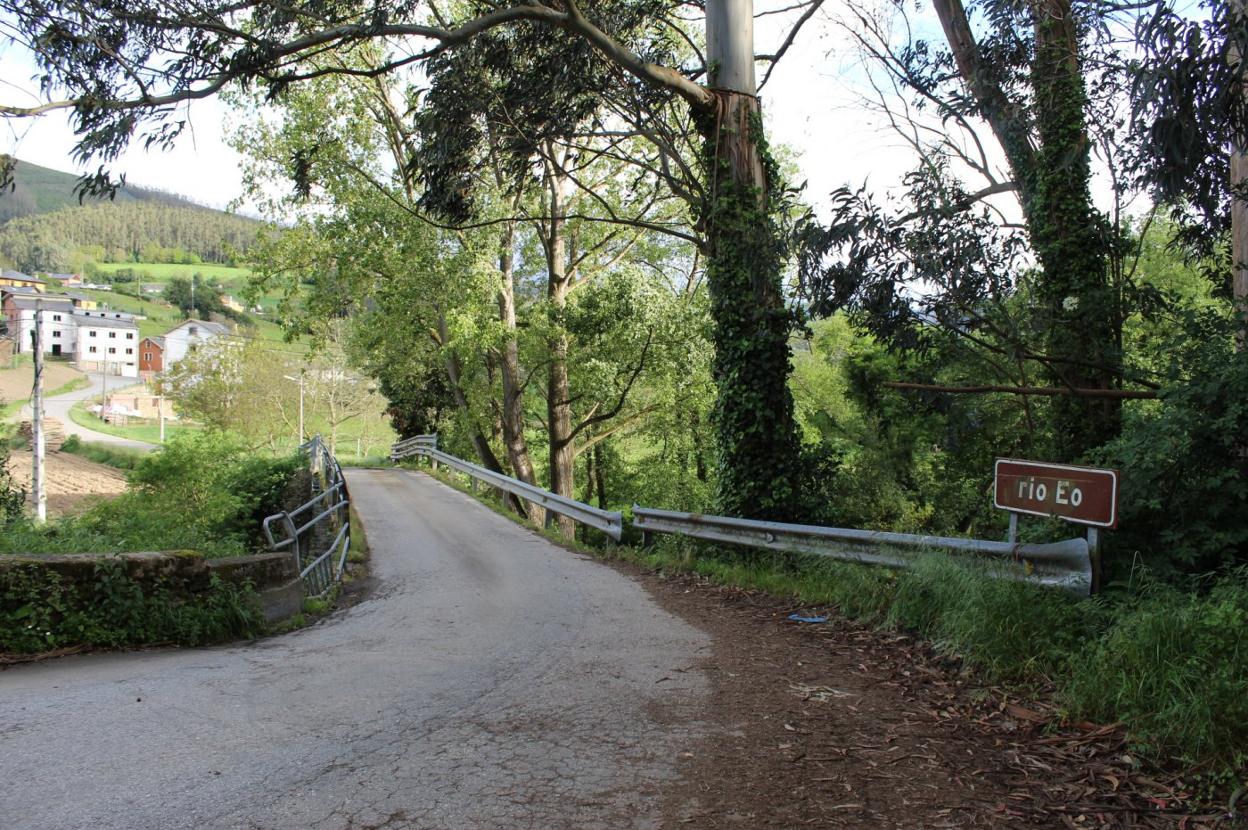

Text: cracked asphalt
xmin=0 ymin=468 xmax=710 ymax=829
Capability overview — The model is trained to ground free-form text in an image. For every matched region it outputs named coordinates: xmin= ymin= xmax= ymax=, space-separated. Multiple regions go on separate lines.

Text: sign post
xmin=994 ymin=459 xmax=1119 ymax=592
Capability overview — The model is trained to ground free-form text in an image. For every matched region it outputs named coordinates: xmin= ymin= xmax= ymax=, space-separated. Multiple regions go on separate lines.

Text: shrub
xmin=0 ymin=431 xmax=302 ymax=559
xmin=1101 ymin=312 xmax=1248 ymax=576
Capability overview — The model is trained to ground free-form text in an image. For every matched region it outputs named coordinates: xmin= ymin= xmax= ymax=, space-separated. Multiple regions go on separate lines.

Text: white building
xmin=163 ymin=319 xmax=230 ymax=365
xmin=1 ymin=294 xmax=79 ymax=357
xmin=74 ymin=311 xmax=141 ymax=378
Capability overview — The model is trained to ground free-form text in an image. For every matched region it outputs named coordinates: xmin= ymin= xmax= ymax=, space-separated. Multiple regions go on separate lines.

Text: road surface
xmin=16 ymin=372 xmax=157 ymax=451
xmin=0 ymin=468 xmax=709 ymax=829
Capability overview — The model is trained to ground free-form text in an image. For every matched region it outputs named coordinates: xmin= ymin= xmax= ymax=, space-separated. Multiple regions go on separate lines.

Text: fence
xmin=391 ymin=436 xmax=624 ymax=541
xmin=631 ymin=506 xmax=1092 ymax=596
xmin=263 ymin=435 xmax=352 ymax=597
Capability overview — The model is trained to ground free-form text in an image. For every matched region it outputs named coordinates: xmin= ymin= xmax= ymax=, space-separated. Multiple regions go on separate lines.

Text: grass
xmin=59 ymin=435 xmax=149 ymax=469
xmin=75 ymin=287 xmax=296 ymax=346
xmin=94 ymin=262 xmax=254 ymax=282
xmin=68 ymin=399 xmax=200 ymax=444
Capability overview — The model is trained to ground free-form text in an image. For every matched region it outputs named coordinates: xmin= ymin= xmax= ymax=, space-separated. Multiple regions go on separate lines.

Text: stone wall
xmin=0 ymin=549 xmax=302 ymax=623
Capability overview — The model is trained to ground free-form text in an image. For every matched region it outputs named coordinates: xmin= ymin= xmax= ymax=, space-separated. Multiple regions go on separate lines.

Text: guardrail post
xmin=283 ymin=514 xmax=301 ymax=572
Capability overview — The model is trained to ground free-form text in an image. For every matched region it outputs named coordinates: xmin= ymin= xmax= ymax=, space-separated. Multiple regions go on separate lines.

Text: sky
xmin=0 ymin=4 xmax=984 ymax=223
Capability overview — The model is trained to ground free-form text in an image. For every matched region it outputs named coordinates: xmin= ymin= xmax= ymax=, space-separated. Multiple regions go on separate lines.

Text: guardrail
xmin=631 ymin=506 xmax=1092 ymax=596
xmin=390 ymin=437 xmax=623 ymax=541
xmin=390 ymin=434 xmax=438 ymax=458
xmin=263 ymin=435 xmax=352 ymax=597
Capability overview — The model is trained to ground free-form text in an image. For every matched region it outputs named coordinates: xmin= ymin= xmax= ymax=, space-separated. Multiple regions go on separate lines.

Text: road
xmin=16 ymin=372 xmax=157 ymax=451
xmin=0 ymin=468 xmax=710 ymax=829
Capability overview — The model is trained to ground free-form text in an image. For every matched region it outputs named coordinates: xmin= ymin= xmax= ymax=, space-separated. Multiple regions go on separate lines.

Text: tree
xmin=0 ymin=0 xmax=823 ymax=521
xmin=794 ymin=0 xmax=1180 ymax=459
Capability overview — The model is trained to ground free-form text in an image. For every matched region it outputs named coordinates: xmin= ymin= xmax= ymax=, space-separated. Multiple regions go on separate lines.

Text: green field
xmin=93 ymin=261 xmax=295 ymax=318
xmin=94 ymin=262 xmax=254 ymax=282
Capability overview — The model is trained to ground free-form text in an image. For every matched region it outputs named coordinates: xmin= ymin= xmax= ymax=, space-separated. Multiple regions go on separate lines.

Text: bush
xmin=1101 ymin=313 xmax=1248 ymax=576
xmin=0 ymin=432 xmax=302 ymax=559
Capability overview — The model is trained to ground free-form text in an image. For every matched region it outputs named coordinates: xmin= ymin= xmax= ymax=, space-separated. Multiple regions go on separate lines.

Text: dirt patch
xmin=5 ymin=450 xmax=128 ymax=516
xmin=0 ymin=362 xmax=85 ymax=406
xmin=596 ymin=562 xmax=1233 ymax=829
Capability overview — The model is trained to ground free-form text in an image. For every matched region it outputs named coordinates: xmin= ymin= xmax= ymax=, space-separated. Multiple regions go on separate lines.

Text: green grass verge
xmin=68 ymin=399 xmax=198 ymax=444
xmin=59 ymin=435 xmax=150 ymax=469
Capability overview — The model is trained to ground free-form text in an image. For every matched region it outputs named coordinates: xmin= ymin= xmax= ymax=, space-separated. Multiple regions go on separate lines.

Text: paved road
xmin=0 ymin=469 xmax=709 ymax=829
xmin=16 ymin=372 xmax=157 ymax=451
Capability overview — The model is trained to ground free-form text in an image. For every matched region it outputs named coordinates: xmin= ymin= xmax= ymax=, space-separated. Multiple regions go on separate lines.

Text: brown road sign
xmin=994 ymin=459 xmax=1119 ymax=528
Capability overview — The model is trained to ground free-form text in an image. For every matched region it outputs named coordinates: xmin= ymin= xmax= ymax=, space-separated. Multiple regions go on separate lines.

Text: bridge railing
xmin=263 ymin=435 xmax=352 ymax=597
xmin=390 ymin=436 xmax=624 ymax=541
xmin=631 ymin=507 xmax=1092 ymax=596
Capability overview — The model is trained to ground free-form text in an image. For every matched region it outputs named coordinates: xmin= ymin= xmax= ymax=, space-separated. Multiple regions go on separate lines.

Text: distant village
xmin=0 ymin=268 xmax=230 ymax=380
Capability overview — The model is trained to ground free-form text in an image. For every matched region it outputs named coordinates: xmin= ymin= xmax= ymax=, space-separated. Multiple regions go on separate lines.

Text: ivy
xmin=697 ymin=104 xmax=805 ymax=521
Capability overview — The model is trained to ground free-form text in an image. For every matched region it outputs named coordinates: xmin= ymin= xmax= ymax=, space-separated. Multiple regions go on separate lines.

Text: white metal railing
xmin=391 ymin=436 xmax=623 ymax=541
xmin=263 ymin=435 xmax=352 ymax=597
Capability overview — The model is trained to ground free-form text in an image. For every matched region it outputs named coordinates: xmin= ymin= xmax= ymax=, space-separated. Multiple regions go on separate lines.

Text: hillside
xmin=0 ymin=157 xmax=199 ymax=223
xmin=0 ymin=157 xmax=265 ymax=273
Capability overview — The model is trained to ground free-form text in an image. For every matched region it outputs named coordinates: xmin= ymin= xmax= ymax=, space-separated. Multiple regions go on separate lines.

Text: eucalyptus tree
xmin=0 ymin=0 xmax=824 ymax=521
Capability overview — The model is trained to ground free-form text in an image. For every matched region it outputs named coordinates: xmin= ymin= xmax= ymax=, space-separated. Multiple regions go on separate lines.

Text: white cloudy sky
xmin=0 ymin=3 xmax=988 ymax=221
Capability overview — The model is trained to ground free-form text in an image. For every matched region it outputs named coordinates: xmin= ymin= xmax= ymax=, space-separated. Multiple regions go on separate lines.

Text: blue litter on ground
xmin=787 ymin=613 xmax=829 ymax=624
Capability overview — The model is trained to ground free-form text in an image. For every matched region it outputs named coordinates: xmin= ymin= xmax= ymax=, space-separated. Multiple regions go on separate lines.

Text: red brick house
xmin=139 ymin=336 xmax=165 ymax=378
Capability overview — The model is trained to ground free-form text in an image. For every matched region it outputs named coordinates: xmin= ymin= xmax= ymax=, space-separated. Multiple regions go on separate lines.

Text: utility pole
xmin=158 ymin=393 xmax=166 ymax=443
xmin=31 ymin=300 xmax=46 ymax=523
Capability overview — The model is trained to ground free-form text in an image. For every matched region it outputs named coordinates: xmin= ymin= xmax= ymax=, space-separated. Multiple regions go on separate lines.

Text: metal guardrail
xmin=631 ymin=506 xmax=1093 ymax=596
xmin=263 ymin=435 xmax=352 ymax=597
xmin=390 ymin=437 xmax=624 ymax=541
xmin=390 ymin=434 xmax=438 ymax=457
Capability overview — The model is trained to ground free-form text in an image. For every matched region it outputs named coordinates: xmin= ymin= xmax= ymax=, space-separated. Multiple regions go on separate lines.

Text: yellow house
xmin=0 ymin=269 xmax=45 ymax=293
xmin=64 ymin=291 xmax=99 ymax=310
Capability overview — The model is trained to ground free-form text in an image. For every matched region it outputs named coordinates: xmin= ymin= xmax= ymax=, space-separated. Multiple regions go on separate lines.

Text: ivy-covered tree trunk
xmin=1030 ymin=0 xmax=1121 ymax=456
xmin=700 ymin=1 xmax=804 ymax=520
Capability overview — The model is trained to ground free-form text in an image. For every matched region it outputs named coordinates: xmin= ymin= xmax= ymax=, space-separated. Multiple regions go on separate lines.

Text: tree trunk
xmin=698 ymin=0 xmax=805 ymax=520
xmin=1030 ymin=0 xmax=1121 ymax=456
xmin=437 ymin=312 xmax=508 ymax=474
xmin=593 ymin=441 xmax=608 ymax=510
xmin=543 ymin=148 xmax=577 ymax=538
xmin=497 ymin=220 xmax=543 ymax=522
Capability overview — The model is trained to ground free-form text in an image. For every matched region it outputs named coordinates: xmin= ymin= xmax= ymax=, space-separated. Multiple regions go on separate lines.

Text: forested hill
xmin=0 ymin=157 xmax=199 ymax=223
xmin=0 ymin=202 xmax=261 ymax=271
xmin=0 ymin=158 xmax=262 ymax=272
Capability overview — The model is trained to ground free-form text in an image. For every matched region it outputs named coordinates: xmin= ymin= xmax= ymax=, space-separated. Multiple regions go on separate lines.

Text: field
xmin=4 ymin=449 xmax=129 ymax=517
xmin=94 ymin=262 xmax=254 ymax=281
xmin=76 ymin=287 xmax=297 ymax=346
xmin=92 ymin=261 xmax=288 ymax=315
xmin=0 ymin=361 xmax=88 ymax=417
